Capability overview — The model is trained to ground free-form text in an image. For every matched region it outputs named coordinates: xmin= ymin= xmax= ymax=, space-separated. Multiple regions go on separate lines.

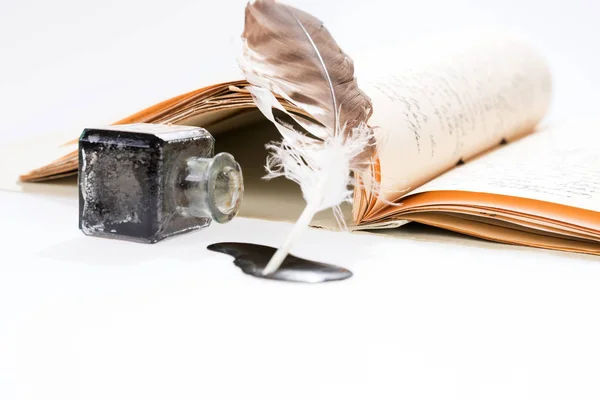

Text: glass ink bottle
xmin=78 ymin=123 xmax=243 ymax=243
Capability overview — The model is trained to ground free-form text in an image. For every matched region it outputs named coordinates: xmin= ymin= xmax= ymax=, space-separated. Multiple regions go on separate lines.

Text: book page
xmin=410 ymin=120 xmax=600 ymax=213
xmin=356 ymin=30 xmax=552 ymax=218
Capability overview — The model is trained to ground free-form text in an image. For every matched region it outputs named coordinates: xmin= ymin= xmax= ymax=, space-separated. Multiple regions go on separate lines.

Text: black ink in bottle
xmin=79 ymin=123 xmax=243 ymax=243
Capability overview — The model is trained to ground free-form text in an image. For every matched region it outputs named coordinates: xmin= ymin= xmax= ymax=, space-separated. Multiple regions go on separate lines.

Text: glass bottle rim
xmin=205 ymin=152 xmax=244 ymax=223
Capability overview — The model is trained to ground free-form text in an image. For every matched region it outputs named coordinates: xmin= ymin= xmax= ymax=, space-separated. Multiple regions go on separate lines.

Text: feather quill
xmin=239 ymin=0 xmax=375 ymax=275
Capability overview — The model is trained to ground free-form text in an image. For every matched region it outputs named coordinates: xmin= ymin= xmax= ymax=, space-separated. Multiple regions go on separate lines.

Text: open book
xmin=17 ymin=31 xmax=600 ymax=256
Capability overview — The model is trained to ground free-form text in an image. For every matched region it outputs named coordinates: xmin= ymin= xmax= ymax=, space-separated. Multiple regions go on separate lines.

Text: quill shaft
xmin=289 ymin=12 xmax=338 ymax=135
xmin=262 ymin=203 xmax=317 ymax=275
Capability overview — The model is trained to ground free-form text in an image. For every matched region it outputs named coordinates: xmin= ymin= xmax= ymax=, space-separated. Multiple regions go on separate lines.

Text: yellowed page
xmin=358 ymin=30 xmax=552 ymax=218
xmin=410 ymin=120 xmax=600 ymax=213
xmin=405 ymin=212 xmax=600 ymax=256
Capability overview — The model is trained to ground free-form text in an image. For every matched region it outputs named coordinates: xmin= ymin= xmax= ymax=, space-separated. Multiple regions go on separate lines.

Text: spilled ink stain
xmin=207 ymin=242 xmax=352 ymax=283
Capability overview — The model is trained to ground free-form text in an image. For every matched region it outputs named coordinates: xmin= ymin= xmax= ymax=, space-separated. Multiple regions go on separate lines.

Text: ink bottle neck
xmin=179 ymin=152 xmax=243 ymax=223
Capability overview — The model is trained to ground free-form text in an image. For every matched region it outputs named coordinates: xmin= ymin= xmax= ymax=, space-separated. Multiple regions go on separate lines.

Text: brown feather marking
xmin=241 ymin=0 xmax=373 ymax=137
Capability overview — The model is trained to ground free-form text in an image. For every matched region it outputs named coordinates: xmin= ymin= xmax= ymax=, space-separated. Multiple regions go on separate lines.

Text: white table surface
xmin=2 ymin=0 xmax=600 ymax=398
xmin=1 ymin=188 xmax=600 ymax=400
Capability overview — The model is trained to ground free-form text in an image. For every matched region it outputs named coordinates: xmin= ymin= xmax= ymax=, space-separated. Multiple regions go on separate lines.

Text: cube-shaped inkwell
xmin=79 ymin=123 xmax=243 ymax=243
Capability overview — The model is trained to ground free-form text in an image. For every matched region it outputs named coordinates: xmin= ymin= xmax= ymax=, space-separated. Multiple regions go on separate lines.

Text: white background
xmin=1 ymin=0 xmax=600 ymax=399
